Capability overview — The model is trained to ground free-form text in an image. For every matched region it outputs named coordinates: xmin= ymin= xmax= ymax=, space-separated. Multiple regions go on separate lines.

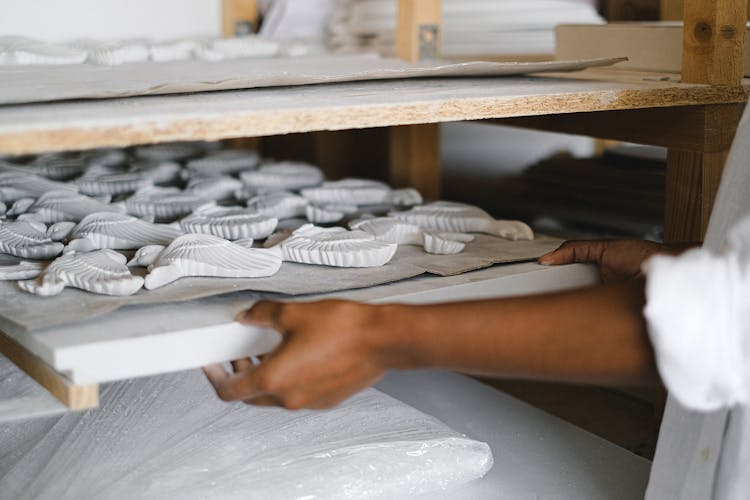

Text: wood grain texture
xmin=396 ymin=0 xmax=442 ymax=63
xmin=0 ymin=331 xmax=98 ymax=410
xmin=221 ymin=0 xmax=259 ymax=36
xmin=389 ymin=124 xmax=441 ymax=199
xmin=0 ymin=73 xmax=745 ymax=156
xmin=681 ymin=0 xmax=748 ymax=85
xmin=500 ymin=103 xmax=743 ymax=152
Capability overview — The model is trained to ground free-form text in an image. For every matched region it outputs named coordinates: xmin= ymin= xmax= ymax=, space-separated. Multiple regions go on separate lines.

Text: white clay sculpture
xmin=0 ymin=220 xmax=64 ymax=259
xmin=239 ymin=161 xmax=324 ymax=193
xmin=65 ymin=212 xmax=183 ymax=253
xmin=180 ymin=205 xmax=278 ymax=240
xmin=301 ymin=178 xmax=393 ymax=206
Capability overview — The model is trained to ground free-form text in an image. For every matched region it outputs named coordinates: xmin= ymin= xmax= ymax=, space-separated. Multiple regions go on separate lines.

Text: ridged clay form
xmin=0 ymin=172 xmax=76 ymax=203
xmin=134 ymin=141 xmax=214 ymax=162
xmin=239 ymin=161 xmax=324 ymax=193
xmin=185 ymin=176 xmax=243 ymax=201
xmin=305 ymin=204 xmax=357 ymax=224
xmin=3 ymin=42 xmax=88 ymax=65
xmin=422 ymin=232 xmax=474 ymax=255
xmin=390 ymin=188 xmax=423 ymax=207
xmin=7 ymin=198 xmax=35 ymax=217
xmin=246 ymin=192 xmax=308 ymax=220
xmin=127 ymin=244 xmax=165 ymax=267
xmin=301 ymin=178 xmax=393 ymax=206
xmin=47 ymin=221 xmax=77 ymax=241
xmin=0 ymin=220 xmax=64 ymax=259
xmin=194 ymin=36 xmax=280 ymax=61
xmin=185 ymin=149 xmax=260 ymax=177
xmin=129 ymin=160 xmax=182 ymax=185
xmin=148 ymin=39 xmax=197 ymax=62
xmin=26 ymin=153 xmax=87 ymax=180
xmin=180 ymin=205 xmax=278 ymax=240
xmin=84 ymin=148 xmax=128 ymax=169
xmin=0 ymin=261 xmax=42 ymax=280
xmin=125 ymin=187 xmax=215 ymax=221
xmin=279 ymin=224 xmax=397 ymax=268
xmin=65 ymin=212 xmax=183 ymax=253
xmin=349 ymin=217 xmax=424 ymax=245
xmin=21 ymin=190 xmax=122 ymax=223
xmin=144 ymin=233 xmax=282 ymax=290
xmin=18 ymin=249 xmax=144 ymax=297
xmin=76 ymin=169 xmax=153 ymax=196
xmin=86 ymin=42 xmax=149 ymax=65
xmin=390 ymin=201 xmax=534 ymax=241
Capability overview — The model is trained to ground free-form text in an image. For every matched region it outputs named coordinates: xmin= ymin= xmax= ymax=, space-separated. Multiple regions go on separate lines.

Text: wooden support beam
xmin=664 ymin=0 xmax=747 ymax=242
xmin=221 ymin=0 xmax=259 ymax=36
xmin=0 ymin=333 xmax=98 ymax=410
xmin=499 ymin=104 xmax=743 ymax=153
xmin=389 ymin=124 xmax=441 ymax=199
xmin=390 ymin=0 xmax=443 ymax=199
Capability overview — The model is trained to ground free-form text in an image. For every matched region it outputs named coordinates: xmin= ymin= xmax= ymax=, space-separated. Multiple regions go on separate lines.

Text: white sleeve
xmin=643 ymin=246 xmax=748 ymax=412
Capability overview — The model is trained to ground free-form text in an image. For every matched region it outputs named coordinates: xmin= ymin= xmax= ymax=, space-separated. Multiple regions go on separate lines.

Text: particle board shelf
xmin=0 ymin=69 xmax=746 ymax=156
xmin=0 ymin=262 xmax=599 ymax=407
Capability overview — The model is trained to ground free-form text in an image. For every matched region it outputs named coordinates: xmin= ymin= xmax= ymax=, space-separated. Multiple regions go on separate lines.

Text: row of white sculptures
xmin=0 ymin=141 xmax=533 ymax=297
xmin=0 ymin=35 xmax=294 ymax=66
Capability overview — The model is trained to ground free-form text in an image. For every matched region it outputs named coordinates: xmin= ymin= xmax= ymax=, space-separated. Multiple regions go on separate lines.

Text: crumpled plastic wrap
xmin=0 ymin=367 xmax=492 ymax=499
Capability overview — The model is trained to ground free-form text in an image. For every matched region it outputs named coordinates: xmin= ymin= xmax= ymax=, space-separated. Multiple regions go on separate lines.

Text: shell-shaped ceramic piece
xmin=349 ymin=217 xmax=423 ymax=245
xmin=18 ymin=249 xmax=144 ymax=296
xmin=86 ymin=42 xmax=149 ymax=65
xmin=125 ymin=187 xmax=215 ymax=221
xmin=0 ymin=220 xmax=64 ymax=259
xmin=301 ymin=178 xmax=392 ymax=206
xmin=26 ymin=153 xmax=87 ymax=180
xmin=0 ymin=261 xmax=42 ymax=280
xmin=305 ymin=204 xmax=356 ymax=224
xmin=184 ymin=149 xmax=260 ymax=177
xmin=279 ymin=224 xmax=397 ymax=268
xmin=84 ymin=148 xmax=128 ymax=169
xmin=390 ymin=201 xmax=534 ymax=241
xmin=144 ymin=233 xmax=282 ymax=290
xmin=76 ymin=169 xmax=153 ymax=196
xmin=0 ymin=172 xmax=76 ymax=203
xmin=5 ymin=43 xmax=88 ymax=65
xmin=239 ymin=161 xmax=324 ymax=194
xmin=194 ymin=36 xmax=280 ymax=61
xmin=134 ymin=142 xmax=212 ymax=162
xmin=129 ymin=160 xmax=182 ymax=185
xmin=390 ymin=188 xmax=423 ymax=207
xmin=185 ymin=176 xmax=243 ymax=201
xmin=148 ymin=39 xmax=197 ymax=62
xmin=422 ymin=231 xmax=467 ymax=255
xmin=7 ymin=198 xmax=35 ymax=217
xmin=22 ymin=190 xmax=122 ymax=223
xmin=66 ymin=212 xmax=183 ymax=252
xmin=127 ymin=244 xmax=166 ymax=267
xmin=47 ymin=221 xmax=77 ymax=241
xmin=246 ymin=192 xmax=308 ymax=220
xmin=180 ymin=206 xmax=278 ymax=240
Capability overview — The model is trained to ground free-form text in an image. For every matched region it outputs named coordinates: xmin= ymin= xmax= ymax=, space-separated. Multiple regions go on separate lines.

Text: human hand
xmin=538 ymin=240 xmax=670 ymax=283
xmin=203 ymin=300 xmax=397 ymax=410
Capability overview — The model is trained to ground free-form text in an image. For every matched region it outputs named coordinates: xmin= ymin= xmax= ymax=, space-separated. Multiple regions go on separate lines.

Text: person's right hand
xmin=538 ymin=240 xmax=672 ymax=283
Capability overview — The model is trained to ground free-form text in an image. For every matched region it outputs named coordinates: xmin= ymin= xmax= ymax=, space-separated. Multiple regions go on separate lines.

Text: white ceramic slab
xmin=2 ymin=262 xmax=598 ymax=384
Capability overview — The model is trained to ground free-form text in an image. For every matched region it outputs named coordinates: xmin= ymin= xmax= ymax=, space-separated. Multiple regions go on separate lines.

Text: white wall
xmin=0 ymin=0 xmax=221 ymax=42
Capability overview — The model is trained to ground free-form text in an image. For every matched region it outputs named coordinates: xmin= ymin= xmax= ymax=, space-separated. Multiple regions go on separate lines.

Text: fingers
xmin=235 ymin=300 xmax=284 ymax=328
xmin=231 ymin=358 xmax=253 ymax=373
xmin=538 ymin=240 xmax=605 ymax=266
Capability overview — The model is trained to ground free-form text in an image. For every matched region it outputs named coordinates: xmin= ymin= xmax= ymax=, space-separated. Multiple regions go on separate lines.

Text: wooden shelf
xmin=0 ymin=69 xmax=745 ymax=156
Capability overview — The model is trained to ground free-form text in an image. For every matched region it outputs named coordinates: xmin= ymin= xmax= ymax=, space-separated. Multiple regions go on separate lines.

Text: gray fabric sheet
xmin=0 ymin=55 xmax=626 ymax=105
xmin=0 ymin=234 xmax=562 ymax=333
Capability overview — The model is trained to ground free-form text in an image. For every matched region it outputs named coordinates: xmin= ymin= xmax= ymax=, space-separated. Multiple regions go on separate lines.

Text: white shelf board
xmin=0 ymin=71 xmax=745 ymax=155
xmin=8 ymin=262 xmax=598 ymax=384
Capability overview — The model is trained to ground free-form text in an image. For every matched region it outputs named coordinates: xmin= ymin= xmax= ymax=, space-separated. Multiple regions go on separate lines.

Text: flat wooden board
xmin=0 ymin=70 xmax=745 ymax=155
xmin=1 ymin=262 xmax=599 ymax=384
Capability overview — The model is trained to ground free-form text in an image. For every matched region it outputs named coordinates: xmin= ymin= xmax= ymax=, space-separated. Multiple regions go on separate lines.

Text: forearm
xmin=378 ymin=279 xmax=659 ymax=387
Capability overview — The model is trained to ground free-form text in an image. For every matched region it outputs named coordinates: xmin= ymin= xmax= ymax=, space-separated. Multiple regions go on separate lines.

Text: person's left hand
xmin=203 ymin=300 xmax=395 ymax=410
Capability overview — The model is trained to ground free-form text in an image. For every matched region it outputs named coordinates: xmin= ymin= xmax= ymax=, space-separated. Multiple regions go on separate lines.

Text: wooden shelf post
xmin=664 ymin=0 xmax=747 ymax=242
xmin=390 ymin=0 xmax=443 ymax=200
xmin=221 ymin=0 xmax=259 ymax=36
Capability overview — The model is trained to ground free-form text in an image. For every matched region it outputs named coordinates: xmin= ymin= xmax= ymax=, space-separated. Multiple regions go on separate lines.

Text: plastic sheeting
xmin=0 ymin=367 xmax=492 ymax=499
